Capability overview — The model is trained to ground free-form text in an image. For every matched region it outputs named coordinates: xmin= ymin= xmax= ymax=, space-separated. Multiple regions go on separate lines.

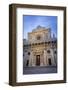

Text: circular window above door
xmin=37 ymin=35 xmax=41 ymax=40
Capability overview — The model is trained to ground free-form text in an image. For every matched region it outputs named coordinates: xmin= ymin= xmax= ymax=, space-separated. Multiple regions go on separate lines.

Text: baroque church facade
xmin=23 ymin=26 xmax=57 ymax=67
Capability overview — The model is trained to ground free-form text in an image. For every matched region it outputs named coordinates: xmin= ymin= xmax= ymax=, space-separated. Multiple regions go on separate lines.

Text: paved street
xmin=23 ymin=66 xmax=57 ymax=75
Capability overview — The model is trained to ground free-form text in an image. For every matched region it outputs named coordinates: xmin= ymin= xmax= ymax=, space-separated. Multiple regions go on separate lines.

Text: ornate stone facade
xmin=23 ymin=26 xmax=57 ymax=67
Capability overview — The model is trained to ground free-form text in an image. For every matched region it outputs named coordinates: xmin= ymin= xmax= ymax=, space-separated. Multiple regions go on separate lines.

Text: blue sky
xmin=23 ymin=15 xmax=57 ymax=39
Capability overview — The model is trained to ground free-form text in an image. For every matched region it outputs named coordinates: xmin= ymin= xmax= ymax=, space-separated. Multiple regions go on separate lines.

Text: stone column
xmin=43 ymin=50 xmax=47 ymax=66
xmin=34 ymin=55 xmax=36 ymax=66
xmin=51 ymin=49 xmax=56 ymax=66
xmin=54 ymin=49 xmax=57 ymax=66
xmin=29 ymin=51 xmax=35 ymax=66
xmin=54 ymin=54 xmax=57 ymax=66
xmin=40 ymin=54 xmax=44 ymax=66
xmin=32 ymin=54 xmax=35 ymax=66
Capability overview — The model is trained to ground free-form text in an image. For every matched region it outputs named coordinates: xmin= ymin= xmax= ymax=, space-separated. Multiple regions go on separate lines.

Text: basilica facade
xmin=23 ymin=26 xmax=57 ymax=67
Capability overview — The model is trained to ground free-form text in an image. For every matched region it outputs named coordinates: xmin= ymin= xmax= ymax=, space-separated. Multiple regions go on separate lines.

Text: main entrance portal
xmin=36 ymin=55 xmax=40 ymax=66
xmin=48 ymin=58 xmax=52 ymax=65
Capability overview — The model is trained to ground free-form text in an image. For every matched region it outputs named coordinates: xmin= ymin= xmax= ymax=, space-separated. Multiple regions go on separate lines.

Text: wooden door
xmin=36 ymin=55 xmax=40 ymax=66
xmin=48 ymin=58 xmax=51 ymax=65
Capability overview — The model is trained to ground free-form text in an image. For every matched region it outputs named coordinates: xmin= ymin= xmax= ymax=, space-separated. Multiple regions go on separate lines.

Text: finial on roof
xmin=37 ymin=25 xmax=42 ymax=29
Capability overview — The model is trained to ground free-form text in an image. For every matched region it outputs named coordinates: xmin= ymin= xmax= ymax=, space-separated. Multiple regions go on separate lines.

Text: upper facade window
xmin=37 ymin=35 xmax=41 ymax=40
xmin=47 ymin=50 xmax=50 ymax=53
